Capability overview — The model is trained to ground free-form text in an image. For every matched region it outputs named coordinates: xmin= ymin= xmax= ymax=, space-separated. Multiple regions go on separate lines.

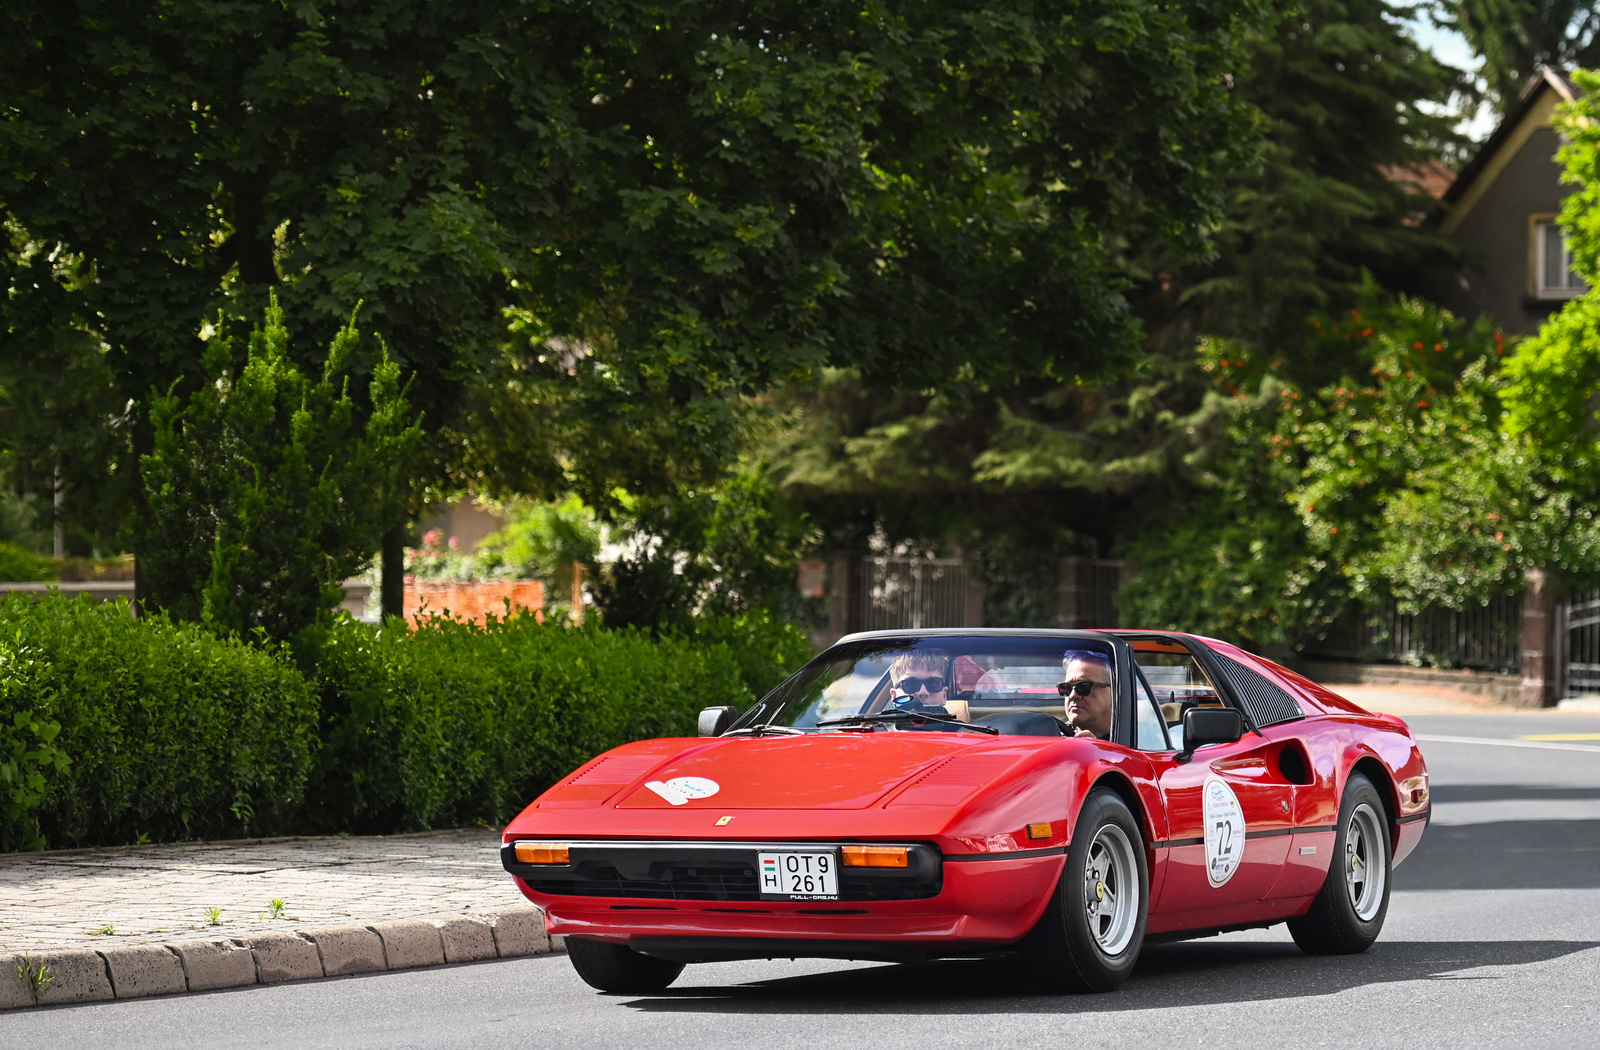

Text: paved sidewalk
xmin=1329 ymin=683 xmax=1513 ymax=716
xmin=0 ymin=829 xmax=515 ymax=953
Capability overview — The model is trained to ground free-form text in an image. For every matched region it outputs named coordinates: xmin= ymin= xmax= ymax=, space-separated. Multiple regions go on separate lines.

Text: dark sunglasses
xmin=1057 ymin=680 xmax=1104 ymax=698
xmin=895 ymin=676 xmax=947 ymax=694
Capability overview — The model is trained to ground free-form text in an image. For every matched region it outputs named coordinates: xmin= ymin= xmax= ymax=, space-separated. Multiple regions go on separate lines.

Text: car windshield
xmin=728 ymin=636 xmax=1118 ymax=733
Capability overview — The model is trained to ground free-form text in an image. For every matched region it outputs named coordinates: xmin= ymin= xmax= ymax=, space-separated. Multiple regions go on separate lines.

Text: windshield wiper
xmin=720 ymin=724 xmax=806 ymax=737
xmin=815 ymin=711 xmax=999 ymax=735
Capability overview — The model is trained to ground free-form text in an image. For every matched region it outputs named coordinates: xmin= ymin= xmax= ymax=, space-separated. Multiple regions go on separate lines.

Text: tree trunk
xmin=381 ymin=520 xmax=407 ymax=619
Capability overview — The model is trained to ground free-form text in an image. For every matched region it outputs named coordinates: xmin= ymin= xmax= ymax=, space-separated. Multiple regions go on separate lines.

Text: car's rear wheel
xmin=1288 ymin=772 xmax=1392 ymax=955
xmin=566 ymin=937 xmax=686 ymax=993
xmin=1022 ymin=788 xmax=1148 ymax=992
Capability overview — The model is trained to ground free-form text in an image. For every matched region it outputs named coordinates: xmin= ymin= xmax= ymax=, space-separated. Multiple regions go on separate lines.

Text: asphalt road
xmin=6 ymin=711 xmax=1600 ymax=1050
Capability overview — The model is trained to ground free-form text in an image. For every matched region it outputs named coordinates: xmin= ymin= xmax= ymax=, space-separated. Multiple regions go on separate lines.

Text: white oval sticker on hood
xmin=644 ymin=776 xmax=721 ymax=806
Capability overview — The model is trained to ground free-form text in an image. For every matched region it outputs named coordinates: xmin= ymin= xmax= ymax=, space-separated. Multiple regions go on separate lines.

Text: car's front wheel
xmin=1022 ymin=788 xmax=1149 ymax=992
xmin=1288 ymin=771 xmax=1392 ymax=954
xmin=566 ymin=937 xmax=686 ymax=993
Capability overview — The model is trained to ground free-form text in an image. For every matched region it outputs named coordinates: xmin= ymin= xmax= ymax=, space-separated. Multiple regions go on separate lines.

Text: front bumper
xmin=502 ymin=839 xmax=1065 ymax=953
xmin=501 ymin=839 xmax=944 ymax=902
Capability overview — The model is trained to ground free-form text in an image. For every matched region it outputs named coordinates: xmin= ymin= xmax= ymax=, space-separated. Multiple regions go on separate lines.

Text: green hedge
xmin=0 ymin=542 xmax=54 ymax=583
xmin=0 ymin=595 xmax=811 ymax=850
xmin=0 ymin=594 xmax=318 ymax=850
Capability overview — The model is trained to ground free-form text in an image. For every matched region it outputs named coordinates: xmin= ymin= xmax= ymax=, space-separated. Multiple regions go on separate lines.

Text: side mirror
xmin=698 ymin=706 xmax=738 ymax=738
xmin=1176 ymin=707 xmax=1246 ymax=763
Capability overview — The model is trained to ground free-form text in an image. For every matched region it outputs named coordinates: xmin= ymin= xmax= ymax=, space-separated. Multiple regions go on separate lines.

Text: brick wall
xmin=404 ymin=579 xmax=545 ymax=624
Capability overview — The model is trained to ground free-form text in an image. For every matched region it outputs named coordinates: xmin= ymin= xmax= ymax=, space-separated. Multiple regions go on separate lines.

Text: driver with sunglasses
xmin=1059 ymin=649 xmax=1113 ymax=739
xmin=886 ymin=649 xmax=953 ymax=717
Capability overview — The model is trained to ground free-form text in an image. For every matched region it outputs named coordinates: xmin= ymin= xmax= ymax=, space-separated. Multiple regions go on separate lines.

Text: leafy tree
xmin=0 ymin=222 xmax=133 ymax=556
xmin=1 ymin=0 xmax=1275 ymax=611
xmin=1145 ymin=0 xmax=1466 ymax=363
xmin=1167 ymin=64 xmax=1600 ymax=626
xmin=1116 ymin=374 xmax=1330 ymax=649
xmin=591 ymin=464 xmax=819 ymax=631
xmin=1351 ymin=69 xmax=1600 ymax=602
xmin=1120 ymin=287 xmax=1511 ymax=643
xmin=1275 ymin=293 xmax=1515 ymax=609
xmin=140 ymin=294 xmax=419 ymax=645
xmin=1446 ymin=0 xmax=1600 ymax=109
xmin=763 ymin=0 xmax=1465 ymax=584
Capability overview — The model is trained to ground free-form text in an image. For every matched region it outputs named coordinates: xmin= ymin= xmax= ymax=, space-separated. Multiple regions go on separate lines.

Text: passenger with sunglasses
xmin=885 ymin=649 xmax=953 ymax=717
xmin=1059 ymin=649 xmax=1113 ymax=739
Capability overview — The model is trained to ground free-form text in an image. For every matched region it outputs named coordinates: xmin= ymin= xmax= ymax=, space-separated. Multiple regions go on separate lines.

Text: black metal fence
xmin=1302 ymin=594 xmax=1522 ymax=673
xmin=858 ymin=556 xmax=970 ymax=630
xmin=1559 ymin=589 xmax=1600 ymax=696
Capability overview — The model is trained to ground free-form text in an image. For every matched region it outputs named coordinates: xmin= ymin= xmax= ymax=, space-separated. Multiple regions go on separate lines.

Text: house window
xmin=1536 ymin=220 xmax=1586 ymax=299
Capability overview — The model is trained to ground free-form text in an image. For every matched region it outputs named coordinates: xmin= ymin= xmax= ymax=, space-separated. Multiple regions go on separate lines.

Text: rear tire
xmin=566 ymin=937 xmax=686 ymax=993
xmin=1022 ymin=788 xmax=1149 ymax=993
xmin=1288 ymin=772 xmax=1392 ymax=955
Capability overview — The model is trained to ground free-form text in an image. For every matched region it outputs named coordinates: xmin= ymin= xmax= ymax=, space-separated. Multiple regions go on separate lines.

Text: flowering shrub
xmin=1121 ymin=288 xmax=1512 ymax=646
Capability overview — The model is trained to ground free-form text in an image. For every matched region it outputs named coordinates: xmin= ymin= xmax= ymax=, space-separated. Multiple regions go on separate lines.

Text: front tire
xmin=566 ymin=937 xmax=686 ymax=993
xmin=1288 ymin=772 xmax=1392 ymax=955
xmin=1022 ymin=788 xmax=1149 ymax=992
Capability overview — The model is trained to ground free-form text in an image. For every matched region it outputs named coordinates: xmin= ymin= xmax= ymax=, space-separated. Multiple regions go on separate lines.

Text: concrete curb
xmin=0 ymin=907 xmax=562 ymax=1010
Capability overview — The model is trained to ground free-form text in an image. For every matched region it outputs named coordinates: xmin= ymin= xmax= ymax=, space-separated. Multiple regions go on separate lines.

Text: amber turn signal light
xmin=841 ymin=845 xmax=909 ymax=868
xmin=514 ymin=842 xmax=570 ymax=864
xmin=1026 ymin=822 xmax=1053 ymax=840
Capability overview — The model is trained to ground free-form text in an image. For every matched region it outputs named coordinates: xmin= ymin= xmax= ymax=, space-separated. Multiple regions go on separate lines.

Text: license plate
xmin=758 ymin=851 xmax=839 ymax=900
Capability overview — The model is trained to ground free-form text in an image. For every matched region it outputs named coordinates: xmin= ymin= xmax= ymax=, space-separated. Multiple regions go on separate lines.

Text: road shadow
xmin=620 ymin=938 xmax=1598 ymax=1014
xmin=1395 ymin=819 xmax=1600 ymax=890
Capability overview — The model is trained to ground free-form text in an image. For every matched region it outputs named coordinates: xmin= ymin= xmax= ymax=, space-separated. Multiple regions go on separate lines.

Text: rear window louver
xmin=1216 ymin=659 xmax=1305 ymax=727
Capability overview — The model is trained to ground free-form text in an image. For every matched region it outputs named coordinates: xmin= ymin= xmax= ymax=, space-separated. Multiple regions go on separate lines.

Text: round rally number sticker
xmin=1203 ymin=776 xmax=1245 ymax=887
xmin=644 ymin=776 xmax=721 ymax=805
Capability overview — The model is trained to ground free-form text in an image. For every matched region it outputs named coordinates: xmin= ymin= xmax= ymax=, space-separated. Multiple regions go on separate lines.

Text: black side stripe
xmin=1150 ymin=824 xmax=1336 ymax=849
xmin=952 ymin=820 xmax=1351 ymax=858
xmin=1397 ymin=809 xmax=1430 ymax=825
xmin=945 ymin=846 xmax=1069 ymax=862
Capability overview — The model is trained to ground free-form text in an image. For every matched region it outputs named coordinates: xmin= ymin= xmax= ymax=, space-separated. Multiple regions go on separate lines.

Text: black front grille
xmin=530 ymin=863 xmax=760 ymax=901
xmin=524 ymin=862 xmax=937 ymax=902
xmin=506 ymin=843 xmax=942 ymax=902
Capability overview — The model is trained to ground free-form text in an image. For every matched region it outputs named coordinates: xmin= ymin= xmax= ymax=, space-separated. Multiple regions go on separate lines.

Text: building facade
xmin=1430 ymin=69 xmax=1585 ymax=335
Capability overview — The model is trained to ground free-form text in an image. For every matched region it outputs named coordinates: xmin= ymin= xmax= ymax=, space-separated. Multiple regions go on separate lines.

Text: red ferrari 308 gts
xmin=500 ymin=629 xmax=1430 ymax=993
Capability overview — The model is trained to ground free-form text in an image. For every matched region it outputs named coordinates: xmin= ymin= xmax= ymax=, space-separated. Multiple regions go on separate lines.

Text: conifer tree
xmin=140 ymin=294 xmax=419 ymax=646
xmin=1448 ymin=0 xmax=1600 ymax=109
xmin=766 ymin=0 xmax=1468 ymax=589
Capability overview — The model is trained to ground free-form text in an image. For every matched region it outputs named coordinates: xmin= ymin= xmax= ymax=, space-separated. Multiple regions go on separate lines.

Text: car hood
xmin=539 ymin=733 xmax=1025 ymax=811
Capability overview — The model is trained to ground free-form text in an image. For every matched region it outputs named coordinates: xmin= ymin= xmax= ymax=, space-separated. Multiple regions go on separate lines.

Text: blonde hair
xmin=890 ymin=649 xmax=949 ymax=681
